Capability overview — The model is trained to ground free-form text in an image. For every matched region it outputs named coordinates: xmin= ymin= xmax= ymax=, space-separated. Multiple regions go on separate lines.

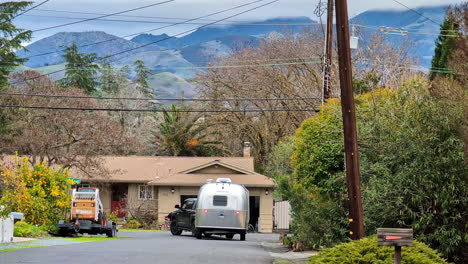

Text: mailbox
xmin=377 ymin=228 xmax=413 ymax=247
xmin=377 ymin=228 xmax=413 ymax=264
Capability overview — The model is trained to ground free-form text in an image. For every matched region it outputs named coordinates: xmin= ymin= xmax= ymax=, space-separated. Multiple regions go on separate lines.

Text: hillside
xmin=18 ymin=31 xmax=161 ymax=68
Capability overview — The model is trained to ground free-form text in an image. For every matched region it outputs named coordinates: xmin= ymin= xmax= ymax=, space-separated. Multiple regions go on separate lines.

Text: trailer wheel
xmin=195 ymin=231 xmax=202 ymax=239
xmin=107 ymin=225 xmax=116 ymax=238
xmin=240 ymin=233 xmax=246 ymax=241
xmin=225 ymin=234 xmax=234 ymax=240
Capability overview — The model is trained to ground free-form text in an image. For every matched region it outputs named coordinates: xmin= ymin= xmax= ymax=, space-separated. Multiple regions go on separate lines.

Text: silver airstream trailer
xmin=194 ymin=178 xmax=249 ymax=240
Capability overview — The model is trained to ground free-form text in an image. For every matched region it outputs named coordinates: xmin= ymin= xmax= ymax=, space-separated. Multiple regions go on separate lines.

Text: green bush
xmin=13 ymin=221 xmax=48 ymax=238
xmin=123 ymin=219 xmax=142 ymax=229
xmin=309 ymin=236 xmax=448 ymax=264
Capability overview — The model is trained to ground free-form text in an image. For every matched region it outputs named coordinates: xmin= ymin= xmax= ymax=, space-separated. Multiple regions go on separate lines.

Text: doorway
xmin=249 ymin=196 xmax=260 ymax=231
xmin=111 ymin=184 xmax=128 ymax=217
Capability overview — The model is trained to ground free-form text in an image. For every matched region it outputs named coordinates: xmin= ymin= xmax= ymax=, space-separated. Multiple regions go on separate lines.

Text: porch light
xmin=265 ymin=189 xmax=269 ymax=195
xmin=171 ymin=187 xmax=175 ymax=193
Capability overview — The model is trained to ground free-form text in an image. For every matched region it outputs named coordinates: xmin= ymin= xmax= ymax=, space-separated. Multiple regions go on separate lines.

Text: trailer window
xmin=213 ymin=195 xmax=227 ymax=206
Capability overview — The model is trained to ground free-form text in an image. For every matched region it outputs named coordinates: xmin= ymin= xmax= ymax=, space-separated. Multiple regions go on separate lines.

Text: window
xmin=213 ymin=195 xmax=227 ymax=206
xmin=182 ymin=200 xmax=194 ymax=210
xmin=139 ymin=185 xmax=154 ymax=200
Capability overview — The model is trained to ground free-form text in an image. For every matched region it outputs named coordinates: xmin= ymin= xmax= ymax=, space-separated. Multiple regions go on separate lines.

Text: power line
xmin=388 ymin=0 xmax=442 ymax=26
xmin=0 ymin=92 xmax=321 ymax=102
xmin=0 ymin=104 xmax=319 ymax=113
xmin=93 ymin=0 xmax=281 ymax=62
xmin=12 ymin=0 xmax=280 ymax=85
xmin=21 ymin=13 xmax=318 ymax=27
xmin=29 ymin=60 xmax=321 ymax=71
xmin=22 ymin=0 xmax=269 ymax=60
xmin=30 ymin=0 xmax=175 ymax=33
xmin=13 ymin=0 xmax=50 ymax=18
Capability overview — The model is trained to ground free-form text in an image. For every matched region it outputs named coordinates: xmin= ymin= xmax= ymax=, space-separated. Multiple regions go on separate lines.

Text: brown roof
xmin=75 ymin=156 xmax=274 ymax=187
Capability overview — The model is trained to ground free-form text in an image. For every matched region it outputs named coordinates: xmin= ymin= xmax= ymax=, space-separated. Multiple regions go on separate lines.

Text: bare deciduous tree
xmin=1 ymin=70 xmax=139 ymax=178
xmin=196 ymin=29 xmax=329 ymax=166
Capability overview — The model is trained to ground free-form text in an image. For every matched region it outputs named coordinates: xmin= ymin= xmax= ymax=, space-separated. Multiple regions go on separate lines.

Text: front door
xmin=111 ymin=184 xmax=128 ymax=217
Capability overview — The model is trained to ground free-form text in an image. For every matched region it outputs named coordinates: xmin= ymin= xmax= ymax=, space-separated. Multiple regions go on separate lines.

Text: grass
xmin=0 ymin=245 xmax=44 ymax=253
xmin=65 ymin=236 xmax=122 ymax=242
xmin=119 ymin=228 xmax=167 ymax=232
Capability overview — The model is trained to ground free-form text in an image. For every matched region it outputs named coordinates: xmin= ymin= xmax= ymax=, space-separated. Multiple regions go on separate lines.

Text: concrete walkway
xmin=262 ymin=241 xmax=319 ymax=264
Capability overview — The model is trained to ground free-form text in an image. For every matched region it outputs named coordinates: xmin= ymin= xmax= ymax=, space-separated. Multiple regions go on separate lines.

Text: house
xmin=75 ymin=155 xmax=276 ymax=233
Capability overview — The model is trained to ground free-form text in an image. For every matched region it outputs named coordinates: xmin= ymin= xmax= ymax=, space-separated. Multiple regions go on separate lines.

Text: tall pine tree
xmin=430 ymin=15 xmax=459 ymax=79
xmin=59 ymin=41 xmax=99 ymax=94
xmin=0 ymin=1 xmax=32 ymax=87
xmin=134 ymin=60 xmax=153 ymax=96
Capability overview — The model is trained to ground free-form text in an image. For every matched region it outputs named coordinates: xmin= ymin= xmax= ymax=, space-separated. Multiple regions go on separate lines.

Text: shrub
xmin=309 ymin=236 xmax=448 ymax=264
xmin=0 ymin=156 xmax=72 ymax=227
xmin=13 ymin=221 xmax=48 ymax=238
xmin=123 ymin=219 xmax=142 ymax=229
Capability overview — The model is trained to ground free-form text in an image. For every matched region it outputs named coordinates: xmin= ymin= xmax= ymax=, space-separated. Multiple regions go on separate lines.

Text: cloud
xmin=14 ymin=0 xmax=459 ymax=42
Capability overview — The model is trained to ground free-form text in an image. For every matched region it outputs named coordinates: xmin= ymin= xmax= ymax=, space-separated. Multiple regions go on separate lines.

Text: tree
xmin=153 ymin=105 xmax=222 ymax=156
xmin=353 ymin=32 xmax=416 ymax=89
xmin=2 ymin=71 xmax=139 ymax=178
xmin=430 ymin=14 xmax=459 ymax=79
xmin=0 ymin=155 xmax=72 ymax=228
xmin=276 ymin=78 xmax=467 ymax=263
xmin=59 ymin=41 xmax=99 ymax=94
xmin=134 ymin=60 xmax=153 ymax=96
xmin=99 ymin=59 xmax=129 ymax=94
xmin=0 ymin=1 xmax=32 ymax=87
xmin=197 ymin=30 xmax=326 ymax=167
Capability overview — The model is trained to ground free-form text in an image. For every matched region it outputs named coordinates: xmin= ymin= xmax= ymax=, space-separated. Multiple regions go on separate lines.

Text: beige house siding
xmin=248 ymin=187 xmax=274 ymax=233
xmin=100 ymin=185 xmax=112 ymax=213
xmin=127 ymin=184 xmax=158 ymax=218
xmin=157 ymin=186 xmax=199 ymax=223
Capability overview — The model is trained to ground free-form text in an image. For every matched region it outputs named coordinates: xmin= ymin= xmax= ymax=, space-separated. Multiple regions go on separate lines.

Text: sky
xmin=12 ymin=0 xmax=460 ymax=43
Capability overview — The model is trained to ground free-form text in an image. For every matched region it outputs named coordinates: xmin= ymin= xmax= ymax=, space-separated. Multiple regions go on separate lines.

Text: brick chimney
xmin=243 ymin=141 xmax=251 ymax=158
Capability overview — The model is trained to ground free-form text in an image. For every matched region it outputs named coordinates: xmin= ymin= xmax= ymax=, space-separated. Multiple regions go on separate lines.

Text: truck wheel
xmin=196 ymin=231 xmax=202 ymax=239
xmin=240 ymin=233 xmax=246 ymax=241
xmin=58 ymin=228 xmax=69 ymax=237
xmin=107 ymin=225 xmax=116 ymax=238
xmin=170 ymin=221 xmax=182 ymax=236
xmin=225 ymin=234 xmax=234 ymax=240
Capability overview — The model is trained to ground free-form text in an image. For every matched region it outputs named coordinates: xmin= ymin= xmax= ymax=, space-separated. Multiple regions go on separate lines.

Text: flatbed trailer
xmin=57 ymin=188 xmax=117 ymax=237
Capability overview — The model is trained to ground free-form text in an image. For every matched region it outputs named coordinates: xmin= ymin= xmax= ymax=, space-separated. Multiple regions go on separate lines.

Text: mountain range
xmin=17 ymin=6 xmax=448 ymax=97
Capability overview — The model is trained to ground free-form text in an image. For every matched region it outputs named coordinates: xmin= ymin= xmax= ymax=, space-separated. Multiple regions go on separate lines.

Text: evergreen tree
xmin=59 ymin=41 xmax=99 ymax=94
xmin=134 ymin=60 xmax=153 ymax=96
xmin=0 ymin=1 xmax=32 ymax=87
xmin=99 ymin=58 xmax=128 ymax=94
xmin=430 ymin=16 xmax=459 ymax=79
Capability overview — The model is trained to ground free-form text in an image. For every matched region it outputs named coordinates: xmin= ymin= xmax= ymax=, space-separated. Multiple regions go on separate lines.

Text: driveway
xmin=0 ymin=231 xmax=278 ymax=264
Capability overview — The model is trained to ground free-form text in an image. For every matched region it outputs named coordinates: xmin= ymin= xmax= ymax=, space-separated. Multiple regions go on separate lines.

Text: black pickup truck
xmin=167 ymin=198 xmax=198 ymax=236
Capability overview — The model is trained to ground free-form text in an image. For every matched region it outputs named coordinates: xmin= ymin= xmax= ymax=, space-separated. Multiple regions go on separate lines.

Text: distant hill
xmin=180 ymin=35 xmax=260 ymax=65
xmin=149 ymin=72 xmax=195 ymax=99
xmin=351 ymin=6 xmax=447 ymax=67
xmin=18 ymin=31 xmax=161 ymax=68
xmin=16 ymin=9 xmax=449 ymax=95
xmin=130 ymin=17 xmax=315 ymax=49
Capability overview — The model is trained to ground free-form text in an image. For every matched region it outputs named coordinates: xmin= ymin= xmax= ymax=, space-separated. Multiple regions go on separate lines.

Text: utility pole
xmin=334 ymin=0 xmax=364 ymax=240
xmin=322 ymin=0 xmax=334 ymax=101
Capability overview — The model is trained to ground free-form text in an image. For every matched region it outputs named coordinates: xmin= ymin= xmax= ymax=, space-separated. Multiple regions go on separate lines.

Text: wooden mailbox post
xmin=377 ymin=228 xmax=413 ymax=264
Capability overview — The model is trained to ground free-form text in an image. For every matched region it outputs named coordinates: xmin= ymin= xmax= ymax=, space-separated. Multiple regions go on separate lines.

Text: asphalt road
xmin=0 ymin=231 xmax=278 ymax=264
